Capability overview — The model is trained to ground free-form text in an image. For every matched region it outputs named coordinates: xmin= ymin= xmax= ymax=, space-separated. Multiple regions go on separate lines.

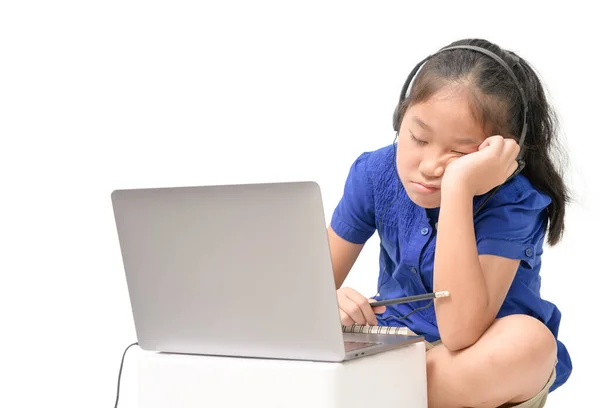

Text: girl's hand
xmin=337 ymin=287 xmax=386 ymax=326
xmin=443 ymin=135 xmax=520 ymax=196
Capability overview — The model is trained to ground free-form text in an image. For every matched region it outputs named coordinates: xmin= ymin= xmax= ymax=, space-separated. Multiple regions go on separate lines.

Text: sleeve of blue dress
xmin=474 ymin=176 xmax=552 ymax=268
xmin=330 ymin=152 xmax=377 ymax=245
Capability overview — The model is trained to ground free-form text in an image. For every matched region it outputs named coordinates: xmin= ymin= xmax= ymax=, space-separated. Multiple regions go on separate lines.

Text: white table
xmin=138 ymin=341 xmax=428 ymax=407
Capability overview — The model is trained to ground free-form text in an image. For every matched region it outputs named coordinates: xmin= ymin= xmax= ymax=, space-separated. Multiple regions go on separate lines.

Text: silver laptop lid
xmin=111 ymin=181 xmax=346 ymax=361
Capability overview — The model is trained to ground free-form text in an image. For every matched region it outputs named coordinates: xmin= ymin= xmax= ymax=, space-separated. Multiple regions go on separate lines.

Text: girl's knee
xmin=487 ymin=315 xmax=557 ymax=402
xmin=497 ymin=314 xmax=557 ymax=364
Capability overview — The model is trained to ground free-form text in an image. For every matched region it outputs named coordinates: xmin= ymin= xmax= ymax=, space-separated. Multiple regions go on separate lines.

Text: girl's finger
xmin=339 ymin=310 xmax=354 ymax=326
xmin=344 ymin=290 xmax=378 ymax=326
xmin=339 ymin=294 xmax=368 ymax=325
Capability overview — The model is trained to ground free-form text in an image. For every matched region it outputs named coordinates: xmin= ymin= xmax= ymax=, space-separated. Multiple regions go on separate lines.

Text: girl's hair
xmin=397 ymin=38 xmax=569 ymax=246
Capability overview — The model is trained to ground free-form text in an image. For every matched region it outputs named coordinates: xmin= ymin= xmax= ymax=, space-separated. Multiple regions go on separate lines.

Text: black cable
xmin=114 ymin=342 xmax=139 ymax=408
xmin=375 ymin=134 xmax=401 ymax=232
xmin=378 ymin=300 xmax=434 ymax=322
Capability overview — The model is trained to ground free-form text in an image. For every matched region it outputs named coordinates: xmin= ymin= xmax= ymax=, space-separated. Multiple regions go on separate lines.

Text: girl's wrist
xmin=441 ymin=174 xmax=476 ymax=198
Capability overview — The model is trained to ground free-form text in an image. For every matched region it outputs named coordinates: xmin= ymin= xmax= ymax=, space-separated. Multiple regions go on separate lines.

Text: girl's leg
xmin=426 ymin=314 xmax=557 ymax=408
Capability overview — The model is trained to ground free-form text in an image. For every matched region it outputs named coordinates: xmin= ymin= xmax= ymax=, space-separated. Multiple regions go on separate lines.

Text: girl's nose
xmin=419 ymin=155 xmax=444 ymax=178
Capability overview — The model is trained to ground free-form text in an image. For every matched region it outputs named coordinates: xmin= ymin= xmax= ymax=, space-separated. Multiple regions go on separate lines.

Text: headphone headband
xmin=393 ymin=45 xmax=529 ymax=159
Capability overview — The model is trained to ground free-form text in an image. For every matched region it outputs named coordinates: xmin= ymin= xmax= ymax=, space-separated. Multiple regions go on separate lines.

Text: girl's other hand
xmin=337 ymin=287 xmax=386 ymax=326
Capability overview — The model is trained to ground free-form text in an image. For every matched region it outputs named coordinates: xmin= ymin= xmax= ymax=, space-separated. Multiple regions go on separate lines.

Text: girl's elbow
xmin=440 ymin=331 xmax=479 ymax=351
xmin=438 ymin=316 xmax=489 ymax=351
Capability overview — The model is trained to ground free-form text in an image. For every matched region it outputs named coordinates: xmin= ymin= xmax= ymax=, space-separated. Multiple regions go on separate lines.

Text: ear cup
xmin=392 ymin=104 xmax=401 ymax=132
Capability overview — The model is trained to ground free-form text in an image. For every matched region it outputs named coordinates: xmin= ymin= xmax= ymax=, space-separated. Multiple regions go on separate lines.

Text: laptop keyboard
xmin=344 ymin=340 xmax=381 ymax=352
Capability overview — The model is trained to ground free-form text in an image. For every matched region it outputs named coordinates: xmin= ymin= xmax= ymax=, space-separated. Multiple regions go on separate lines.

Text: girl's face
xmin=396 ymin=86 xmax=489 ymax=208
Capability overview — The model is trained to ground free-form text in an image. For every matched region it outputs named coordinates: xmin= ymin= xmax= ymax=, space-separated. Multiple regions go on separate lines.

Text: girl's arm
xmin=328 ymin=226 xmax=385 ymax=326
xmin=433 ymin=136 xmax=521 ymax=351
xmin=433 ymin=184 xmax=519 ymax=351
xmin=327 ymin=226 xmax=364 ymax=289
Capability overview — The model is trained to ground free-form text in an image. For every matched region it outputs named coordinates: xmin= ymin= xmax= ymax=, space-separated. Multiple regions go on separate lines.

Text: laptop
xmin=111 ymin=181 xmax=422 ymax=362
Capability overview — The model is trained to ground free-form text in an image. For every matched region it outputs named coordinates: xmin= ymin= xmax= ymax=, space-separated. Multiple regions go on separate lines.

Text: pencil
xmin=369 ymin=291 xmax=450 ymax=307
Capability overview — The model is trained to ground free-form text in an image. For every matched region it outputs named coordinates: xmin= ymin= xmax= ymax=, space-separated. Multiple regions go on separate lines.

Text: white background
xmin=1 ymin=1 xmax=596 ymax=407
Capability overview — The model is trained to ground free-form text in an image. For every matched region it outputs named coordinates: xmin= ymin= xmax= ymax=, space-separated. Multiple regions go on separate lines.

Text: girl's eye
xmin=410 ymin=133 xmax=427 ymax=145
xmin=451 ymin=150 xmax=468 ymax=156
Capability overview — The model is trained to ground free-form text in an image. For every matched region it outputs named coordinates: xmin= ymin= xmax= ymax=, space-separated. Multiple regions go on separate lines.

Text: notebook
xmin=111 ymin=181 xmax=422 ymax=362
xmin=342 ymin=324 xmax=410 ymax=335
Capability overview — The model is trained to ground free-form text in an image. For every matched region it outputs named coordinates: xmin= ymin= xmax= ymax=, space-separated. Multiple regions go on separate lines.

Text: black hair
xmin=396 ymin=38 xmax=569 ymax=246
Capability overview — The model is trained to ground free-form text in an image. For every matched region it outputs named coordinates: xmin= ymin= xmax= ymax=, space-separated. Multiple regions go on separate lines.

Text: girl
xmin=329 ymin=38 xmax=572 ymax=408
